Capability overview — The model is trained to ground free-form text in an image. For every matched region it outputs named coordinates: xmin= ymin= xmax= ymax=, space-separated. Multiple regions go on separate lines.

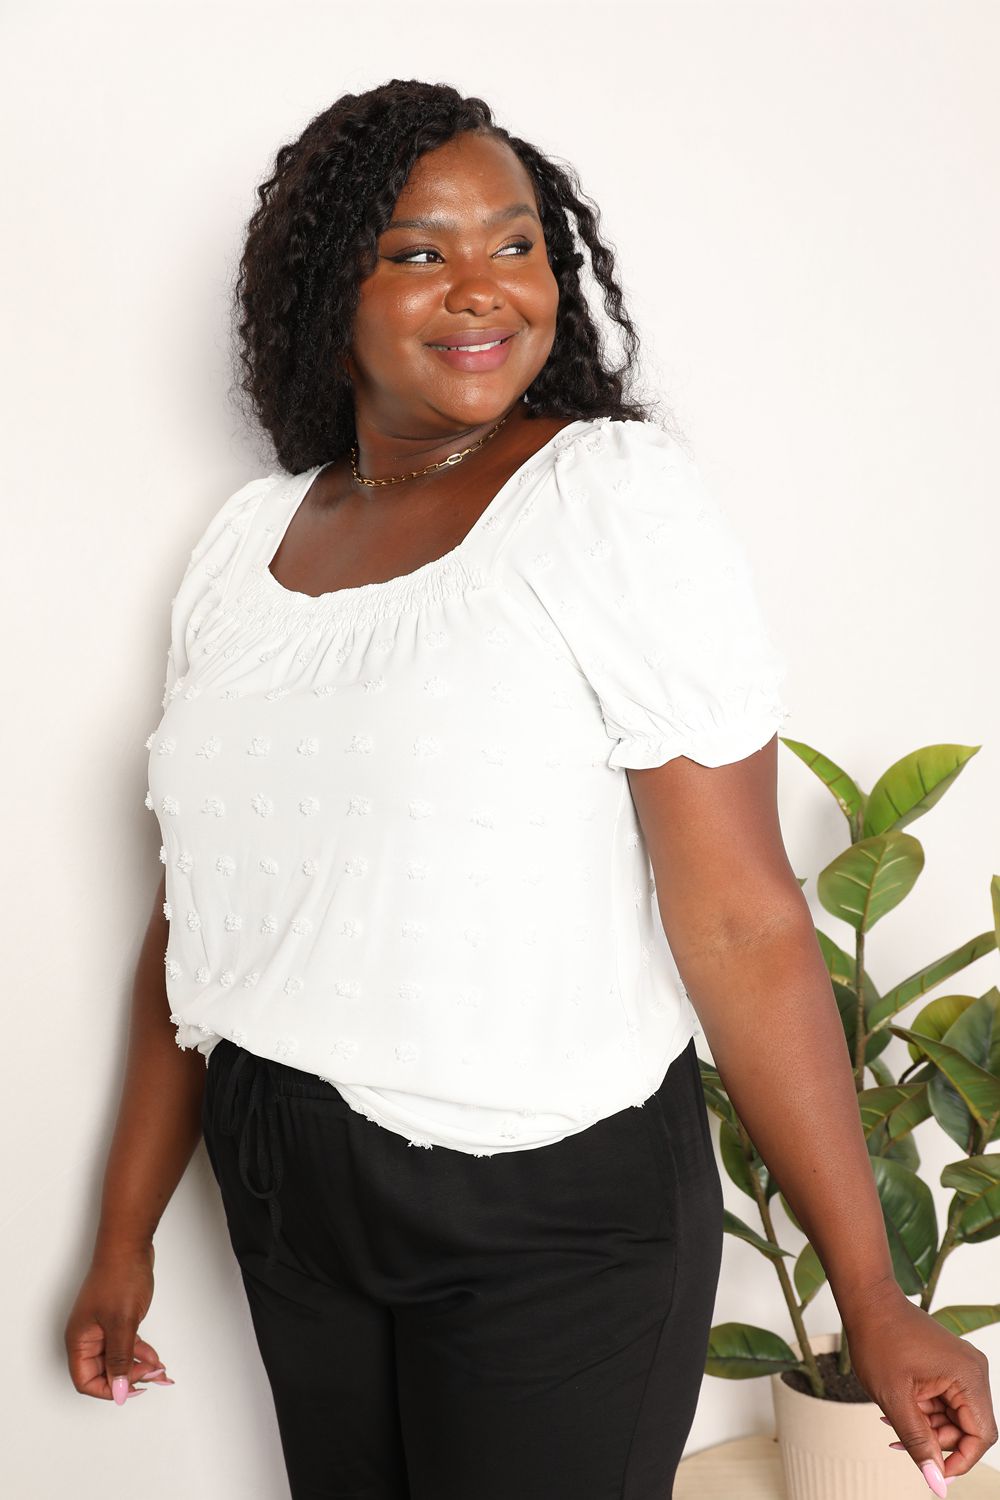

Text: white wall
xmin=4 ymin=1 xmax=998 ymax=1492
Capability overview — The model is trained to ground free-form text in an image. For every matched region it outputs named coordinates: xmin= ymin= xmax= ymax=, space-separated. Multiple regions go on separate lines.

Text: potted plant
xmin=700 ymin=737 xmax=1000 ymax=1500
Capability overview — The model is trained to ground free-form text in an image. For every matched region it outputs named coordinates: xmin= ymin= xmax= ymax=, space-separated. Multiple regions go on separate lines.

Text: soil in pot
xmin=780 ymin=1351 xmax=870 ymax=1402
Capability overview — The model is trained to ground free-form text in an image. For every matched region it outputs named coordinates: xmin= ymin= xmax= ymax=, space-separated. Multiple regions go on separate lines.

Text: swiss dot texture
xmin=148 ymin=417 xmax=789 ymax=1153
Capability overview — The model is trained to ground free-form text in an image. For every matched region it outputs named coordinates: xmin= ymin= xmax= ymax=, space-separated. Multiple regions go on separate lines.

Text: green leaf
xmin=697 ymin=1056 xmax=722 ymax=1089
xmin=941 ymin=988 xmax=1000 ymax=1075
xmin=940 ymin=1154 xmax=1000 ymax=1197
xmin=942 ymin=1155 xmax=1000 ymax=1245
xmin=833 ymin=979 xmax=893 ymax=1064
xmin=778 ymin=738 xmax=864 ymax=824
xmin=857 ymin=1083 xmax=931 ymax=1144
xmin=879 ymin=1129 xmax=921 ymax=1171
xmin=779 ymin=1192 xmax=804 ymax=1235
xmin=927 ymin=1073 xmax=979 ymax=1154
xmin=719 ymin=1118 xmax=780 ymax=1201
xmin=705 ymin=1321 xmax=803 ymax=1379
xmin=903 ymin=994 xmax=979 ymax=1065
xmin=862 ymin=744 xmax=980 ymax=838
xmin=889 ymin=1026 xmax=1000 ymax=1142
xmin=817 ymin=832 xmax=924 ymax=932
xmin=871 ymin=1155 xmax=939 ymax=1294
xmin=722 ymin=1209 xmax=793 ymax=1259
xmin=954 ymin=1197 xmax=1000 ymax=1246
xmin=931 ymin=992 xmax=1000 ymax=1149
xmin=868 ymin=1056 xmax=896 ymax=1087
xmin=701 ymin=1085 xmax=737 ymax=1129
xmin=930 ymin=1304 xmax=1000 ymax=1337
xmin=906 ymin=1062 xmax=939 ymax=1087
xmin=700 ymin=1085 xmax=737 ymax=1129
xmin=816 ymin=929 xmax=884 ymax=1016
xmin=793 ymin=1241 xmax=827 ymax=1309
xmin=869 ymin=932 xmax=997 ymax=1029
xmin=697 ymin=1057 xmax=741 ymax=1132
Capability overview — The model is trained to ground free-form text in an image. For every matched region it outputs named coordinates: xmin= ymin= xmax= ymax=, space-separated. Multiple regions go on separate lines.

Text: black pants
xmin=201 ymin=1033 xmax=724 ymax=1500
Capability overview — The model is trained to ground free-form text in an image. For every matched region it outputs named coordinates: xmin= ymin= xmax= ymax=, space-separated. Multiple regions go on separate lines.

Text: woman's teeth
xmin=430 ymin=337 xmax=509 ymax=352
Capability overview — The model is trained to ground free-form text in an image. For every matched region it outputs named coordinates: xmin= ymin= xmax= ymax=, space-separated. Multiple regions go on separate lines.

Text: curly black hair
xmin=230 ymin=78 xmax=673 ymax=474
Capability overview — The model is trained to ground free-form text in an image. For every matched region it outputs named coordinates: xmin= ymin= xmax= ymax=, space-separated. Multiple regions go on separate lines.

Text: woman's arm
xmin=65 ymin=870 xmax=207 ymax=1403
xmin=93 ymin=869 xmax=207 ymax=1257
xmin=627 ymin=735 xmax=894 ymax=1319
xmin=626 ymin=734 xmax=996 ymax=1489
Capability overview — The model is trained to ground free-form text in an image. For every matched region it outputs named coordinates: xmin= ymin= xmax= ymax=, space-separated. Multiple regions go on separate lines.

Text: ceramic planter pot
xmin=770 ymin=1330 xmax=937 ymax=1499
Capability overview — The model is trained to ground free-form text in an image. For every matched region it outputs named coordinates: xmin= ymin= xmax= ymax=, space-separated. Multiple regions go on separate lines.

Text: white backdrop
xmin=3 ymin=1 xmax=998 ymax=1493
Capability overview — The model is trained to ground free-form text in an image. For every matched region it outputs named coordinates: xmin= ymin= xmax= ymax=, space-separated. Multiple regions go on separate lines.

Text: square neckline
xmin=260 ymin=418 xmax=592 ymax=609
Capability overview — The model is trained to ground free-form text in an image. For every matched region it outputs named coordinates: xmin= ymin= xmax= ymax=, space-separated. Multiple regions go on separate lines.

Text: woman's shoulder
xmin=167 ymin=469 xmax=289 ymax=634
xmin=499 ymin=415 xmax=706 ymax=566
xmin=552 ymin=414 xmax=697 ymax=482
xmin=185 ymin=468 xmax=289 ymax=570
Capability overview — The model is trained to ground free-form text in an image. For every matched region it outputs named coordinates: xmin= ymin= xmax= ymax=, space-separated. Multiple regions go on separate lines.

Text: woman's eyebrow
xmin=385 ymin=201 xmax=540 ymax=233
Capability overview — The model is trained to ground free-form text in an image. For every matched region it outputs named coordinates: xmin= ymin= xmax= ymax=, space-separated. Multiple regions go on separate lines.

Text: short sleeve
xmin=515 ymin=419 xmax=791 ymax=770
xmin=160 ymin=473 xmax=282 ymax=707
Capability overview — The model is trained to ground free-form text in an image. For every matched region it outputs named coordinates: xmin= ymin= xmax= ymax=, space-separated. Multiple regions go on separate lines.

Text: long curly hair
xmin=230 ymin=78 xmax=672 ymax=473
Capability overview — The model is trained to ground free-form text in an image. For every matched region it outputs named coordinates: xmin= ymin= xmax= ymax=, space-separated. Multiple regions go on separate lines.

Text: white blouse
xmin=145 ymin=416 xmax=790 ymax=1154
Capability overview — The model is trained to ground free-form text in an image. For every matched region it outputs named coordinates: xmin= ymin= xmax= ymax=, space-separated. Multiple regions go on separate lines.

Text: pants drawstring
xmin=214 ymin=1047 xmax=287 ymax=1272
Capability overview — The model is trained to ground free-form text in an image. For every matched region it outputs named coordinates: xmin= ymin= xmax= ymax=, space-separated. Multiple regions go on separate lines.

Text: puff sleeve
xmin=160 ymin=473 xmax=281 ymax=707
xmin=518 ymin=419 xmax=791 ymax=770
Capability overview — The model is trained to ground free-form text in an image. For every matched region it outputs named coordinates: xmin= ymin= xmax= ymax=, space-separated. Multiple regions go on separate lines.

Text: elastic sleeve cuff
xmin=606 ymin=702 xmax=791 ymax=771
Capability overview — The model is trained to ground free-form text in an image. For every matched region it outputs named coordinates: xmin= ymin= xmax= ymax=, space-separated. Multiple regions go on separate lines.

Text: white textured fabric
xmin=145 ymin=415 xmax=790 ymax=1154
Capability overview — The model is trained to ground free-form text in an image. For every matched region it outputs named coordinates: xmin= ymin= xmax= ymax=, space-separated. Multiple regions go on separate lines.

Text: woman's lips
xmin=425 ymin=332 xmax=518 ymax=372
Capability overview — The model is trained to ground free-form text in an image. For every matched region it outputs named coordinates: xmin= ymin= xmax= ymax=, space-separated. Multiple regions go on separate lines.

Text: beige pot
xmin=770 ymin=1330 xmax=937 ymax=1500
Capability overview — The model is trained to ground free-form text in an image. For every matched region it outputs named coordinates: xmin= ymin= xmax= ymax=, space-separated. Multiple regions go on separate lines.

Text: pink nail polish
xmin=112 ymin=1375 xmax=129 ymax=1405
xmin=889 ymin=1441 xmax=906 ymax=1450
xmin=920 ymin=1460 xmax=948 ymax=1499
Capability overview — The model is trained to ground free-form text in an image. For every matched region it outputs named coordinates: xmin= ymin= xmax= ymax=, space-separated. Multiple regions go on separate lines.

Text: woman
xmin=64 ymin=79 xmax=995 ymax=1499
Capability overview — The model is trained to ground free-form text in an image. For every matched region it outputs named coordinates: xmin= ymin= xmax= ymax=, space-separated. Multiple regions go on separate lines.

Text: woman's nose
xmin=443 ymin=275 xmax=505 ymax=309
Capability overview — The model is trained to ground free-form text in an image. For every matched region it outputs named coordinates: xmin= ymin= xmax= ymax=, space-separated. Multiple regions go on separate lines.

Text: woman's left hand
xmin=845 ymin=1286 xmax=998 ymax=1497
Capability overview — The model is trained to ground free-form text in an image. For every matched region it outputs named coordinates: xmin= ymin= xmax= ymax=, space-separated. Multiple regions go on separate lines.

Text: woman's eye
xmin=390 ymin=249 xmax=442 ymax=265
xmin=389 ymin=239 xmax=534 ymax=265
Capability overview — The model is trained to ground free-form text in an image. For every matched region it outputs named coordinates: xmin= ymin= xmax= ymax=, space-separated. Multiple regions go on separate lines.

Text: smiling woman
xmin=230 ymin=80 xmax=657 ymax=479
xmin=64 ymin=73 xmax=996 ymax=1500
xmin=344 ymin=133 xmax=562 ymax=453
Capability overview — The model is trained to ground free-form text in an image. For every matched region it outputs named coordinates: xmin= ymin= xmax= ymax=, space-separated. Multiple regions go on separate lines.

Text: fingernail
xmin=921 ymin=1460 xmax=948 ymax=1499
xmin=112 ymin=1375 xmax=129 ymax=1405
xmin=889 ymin=1441 xmax=906 ymax=1450
xmin=879 ymin=1415 xmax=893 ymax=1425
xmin=144 ymin=1366 xmax=165 ymax=1378
xmin=125 ymin=1388 xmax=146 ymax=1398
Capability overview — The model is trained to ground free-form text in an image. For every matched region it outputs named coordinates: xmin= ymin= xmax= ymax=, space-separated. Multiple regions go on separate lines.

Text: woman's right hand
xmin=64 ymin=1243 xmax=175 ymax=1403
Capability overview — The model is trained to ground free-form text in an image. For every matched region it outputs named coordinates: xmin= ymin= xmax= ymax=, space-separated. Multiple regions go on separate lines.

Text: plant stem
xmin=920 ymin=1194 xmax=963 ymax=1310
xmin=839 ymin=924 xmax=871 ymax=1376
xmin=839 ymin=1321 xmax=852 ymax=1376
xmin=854 ymin=928 xmax=867 ymax=1078
xmin=738 ymin=1117 xmax=827 ymax=1397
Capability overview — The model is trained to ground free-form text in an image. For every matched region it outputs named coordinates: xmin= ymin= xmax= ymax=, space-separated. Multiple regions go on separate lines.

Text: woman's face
xmin=344 ymin=131 xmax=560 ymax=438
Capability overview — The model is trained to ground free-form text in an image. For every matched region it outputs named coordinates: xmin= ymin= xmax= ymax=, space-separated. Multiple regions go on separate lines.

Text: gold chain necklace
xmin=349 ymin=410 xmax=512 ymax=487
